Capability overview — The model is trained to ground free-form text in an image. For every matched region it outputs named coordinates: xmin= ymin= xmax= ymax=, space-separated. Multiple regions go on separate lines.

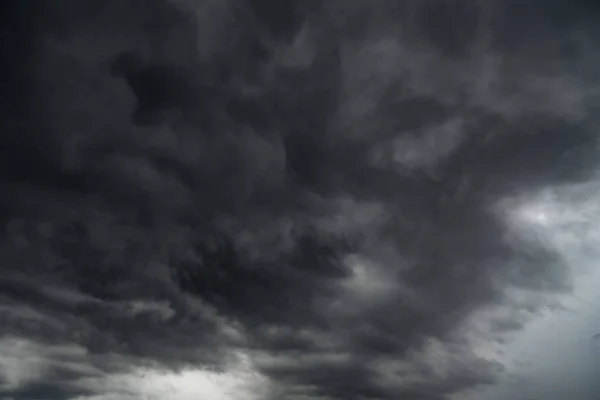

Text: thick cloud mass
xmin=1 ymin=0 xmax=600 ymax=399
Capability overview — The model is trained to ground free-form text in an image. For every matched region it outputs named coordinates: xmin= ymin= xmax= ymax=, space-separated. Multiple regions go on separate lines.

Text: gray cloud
xmin=1 ymin=0 xmax=600 ymax=399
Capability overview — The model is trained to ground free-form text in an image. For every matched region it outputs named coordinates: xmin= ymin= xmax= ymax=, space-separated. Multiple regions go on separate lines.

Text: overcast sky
xmin=1 ymin=1 xmax=600 ymax=399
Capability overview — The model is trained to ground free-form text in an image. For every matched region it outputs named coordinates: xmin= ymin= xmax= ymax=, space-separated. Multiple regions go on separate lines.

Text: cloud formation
xmin=1 ymin=0 xmax=600 ymax=399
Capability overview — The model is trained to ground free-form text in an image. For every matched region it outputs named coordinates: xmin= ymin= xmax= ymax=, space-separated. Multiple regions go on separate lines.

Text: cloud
xmin=1 ymin=0 xmax=600 ymax=399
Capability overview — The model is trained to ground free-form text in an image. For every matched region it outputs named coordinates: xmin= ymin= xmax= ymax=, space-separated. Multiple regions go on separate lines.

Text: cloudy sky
xmin=2 ymin=0 xmax=600 ymax=399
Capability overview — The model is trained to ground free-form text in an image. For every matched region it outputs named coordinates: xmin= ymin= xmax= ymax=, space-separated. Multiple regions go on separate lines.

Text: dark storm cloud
xmin=1 ymin=0 xmax=600 ymax=399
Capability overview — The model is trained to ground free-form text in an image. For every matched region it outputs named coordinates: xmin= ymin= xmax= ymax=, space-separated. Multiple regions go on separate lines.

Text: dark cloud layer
xmin=1 ymin=0 xmax=600 ymax=399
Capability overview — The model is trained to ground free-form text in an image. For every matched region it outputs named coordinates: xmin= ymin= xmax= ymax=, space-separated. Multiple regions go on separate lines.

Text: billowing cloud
xmin=1 ymin=0 xmax=600 ymax=399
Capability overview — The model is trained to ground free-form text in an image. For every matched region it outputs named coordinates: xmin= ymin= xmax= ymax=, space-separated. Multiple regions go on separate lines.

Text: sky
xmin=1 ymin=0 xmax=600 ymax=399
